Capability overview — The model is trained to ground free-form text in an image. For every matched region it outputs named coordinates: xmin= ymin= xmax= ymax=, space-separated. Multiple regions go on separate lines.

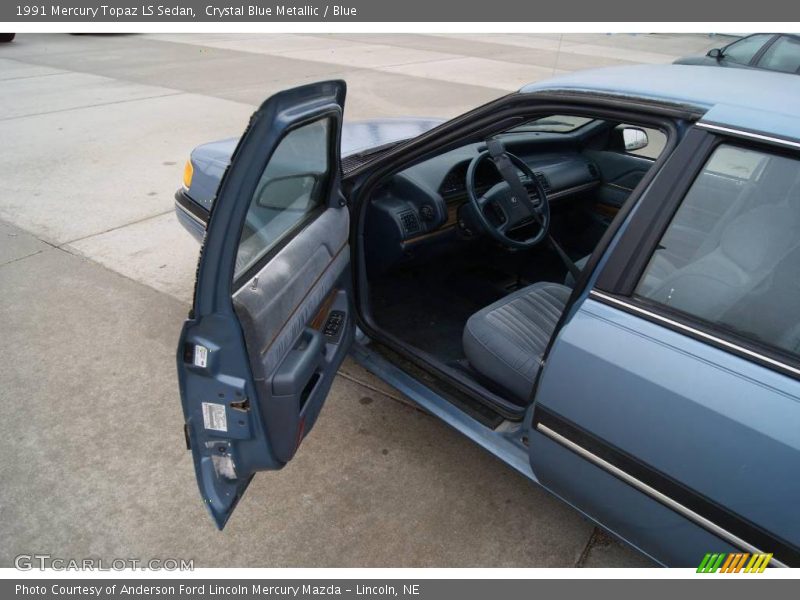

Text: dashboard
xmin=364 ymin=135 xmax=601 ymax=271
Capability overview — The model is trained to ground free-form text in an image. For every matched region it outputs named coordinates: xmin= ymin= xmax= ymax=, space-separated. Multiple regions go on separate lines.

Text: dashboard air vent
xmin=399 ymin=210 xmax=421 ymax=235
xmin=440 ymin=170 xmax=463 ymax=196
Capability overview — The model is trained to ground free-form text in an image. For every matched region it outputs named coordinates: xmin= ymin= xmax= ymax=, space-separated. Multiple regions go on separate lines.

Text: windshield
xmin=508 ymin=115 xmax=593 ymax=134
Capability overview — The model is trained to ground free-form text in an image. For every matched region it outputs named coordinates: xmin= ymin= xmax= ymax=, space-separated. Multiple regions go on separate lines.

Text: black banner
xmin=5 ymin=580 xmax=800 ymax=600
xmin=0 ymin=0 xmax=792 ymax=22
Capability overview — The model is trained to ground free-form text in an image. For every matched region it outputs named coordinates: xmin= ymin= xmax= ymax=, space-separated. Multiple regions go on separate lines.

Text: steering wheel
xmin=465 ymin=140 xmax=551 ymax=250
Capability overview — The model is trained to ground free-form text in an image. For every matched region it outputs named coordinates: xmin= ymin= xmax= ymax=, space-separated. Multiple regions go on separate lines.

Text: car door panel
xmin=233 ymin=206 xmax=349 ymax=377
xmin=531 ymin=293 xmax=800 ymax=565
xmin=177 ymin=80 xmax=353 ymax=529
xmin=531 ymin=297 xmax=800 ymax=566
xmin=232 ymin=207 xmax=352 ymax=463
xmin=530 ymin=410 xmax=739 ymax=567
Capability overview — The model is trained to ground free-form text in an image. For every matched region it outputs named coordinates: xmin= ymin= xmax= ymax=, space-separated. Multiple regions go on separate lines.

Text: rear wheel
xmin=0 ymin=33 xmax=15 ymax=43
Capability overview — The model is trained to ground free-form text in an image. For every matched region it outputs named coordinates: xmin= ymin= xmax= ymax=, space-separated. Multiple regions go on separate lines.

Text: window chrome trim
xmin=589 ymin=290 xmax=800 ymax=378
xmin=536 ymin=422 xmax=788 ymax=568
xmin=696 ymin=122 xmax=800 ymax=151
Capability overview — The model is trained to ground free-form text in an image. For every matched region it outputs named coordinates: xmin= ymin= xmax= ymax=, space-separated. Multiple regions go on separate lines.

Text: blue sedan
xmin=175 ymin=65 xmax=800 ymax=568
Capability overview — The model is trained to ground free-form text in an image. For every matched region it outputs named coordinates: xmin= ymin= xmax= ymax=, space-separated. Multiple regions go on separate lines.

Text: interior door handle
xmin=271 ymin=328 xmax=325 ymax=396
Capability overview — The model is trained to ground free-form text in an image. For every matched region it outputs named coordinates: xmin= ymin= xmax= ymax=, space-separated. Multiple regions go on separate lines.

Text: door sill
xmin=354 ymin=317 xmax=528 ymax=420
xmin=350 ymin=340 xmax=536 ymax=483
xmin=371 ymin=342 xmax=505 ymax=428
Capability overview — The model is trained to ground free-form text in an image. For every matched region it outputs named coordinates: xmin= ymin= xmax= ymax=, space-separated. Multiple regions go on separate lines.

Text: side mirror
xmin=707 ymin=48 xmax=723 ymax=60
xmin=622 ymin=127 xmax=649 ymax=152
xmin=255 ymin=174 xmax=319 ymax=210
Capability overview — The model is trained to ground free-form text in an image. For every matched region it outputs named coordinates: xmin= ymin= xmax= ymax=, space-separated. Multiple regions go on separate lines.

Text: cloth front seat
xmin=463 ymin=282 xmax=571 ymax=404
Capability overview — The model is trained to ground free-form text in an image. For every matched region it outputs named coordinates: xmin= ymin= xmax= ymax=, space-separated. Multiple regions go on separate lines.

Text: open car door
xmin=177 ymin=81 xmax=354 ymax=529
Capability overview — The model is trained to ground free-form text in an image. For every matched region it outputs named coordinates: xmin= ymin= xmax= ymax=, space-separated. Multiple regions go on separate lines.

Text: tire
xmin=0 ymin=33 xmax=15 ymax=43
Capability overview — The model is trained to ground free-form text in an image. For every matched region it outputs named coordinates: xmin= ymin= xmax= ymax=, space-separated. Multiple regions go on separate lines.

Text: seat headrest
xmin=719 ymin=205 xmax=794 ymax=273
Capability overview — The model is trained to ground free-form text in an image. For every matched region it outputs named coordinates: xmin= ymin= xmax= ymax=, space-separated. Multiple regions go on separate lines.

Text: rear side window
xmin=757 ymin=36 xmax=800 ymax=73
xmin=635 ymin=144 xmax=800 ymax=359
xmin=235 ymin=118 xmax=331 ymax=282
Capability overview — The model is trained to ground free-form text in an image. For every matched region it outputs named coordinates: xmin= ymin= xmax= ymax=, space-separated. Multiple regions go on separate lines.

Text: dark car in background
xmin=675 ymin=33 xmax=800 ymax=74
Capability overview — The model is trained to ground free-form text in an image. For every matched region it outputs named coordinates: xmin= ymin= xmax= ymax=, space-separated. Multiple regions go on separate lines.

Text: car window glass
xmin=635 ymin=144 xmax=800 ymax=359
xmin=722 ymin=34 xmax=772 ymax=65
xmin=702 ymin=145 xmax=764 ymax=179
xmin=235 ymin=118 xmax=331 ymax=282
xmin=757 ymin=36 xmax=800 ymax=73
xmin=508 ymin=115 xmax=593 ymax=134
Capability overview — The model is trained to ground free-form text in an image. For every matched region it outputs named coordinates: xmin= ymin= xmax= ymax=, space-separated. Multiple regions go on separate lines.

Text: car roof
xmin=521 ymin=65 xmax=800 ymax=142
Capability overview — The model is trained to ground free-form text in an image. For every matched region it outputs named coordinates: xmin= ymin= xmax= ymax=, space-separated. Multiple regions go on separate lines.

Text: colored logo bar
xmin=697 ymin=552 xmax=773 ymax=573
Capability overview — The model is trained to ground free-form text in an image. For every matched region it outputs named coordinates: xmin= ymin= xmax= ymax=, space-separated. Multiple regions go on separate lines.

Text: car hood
xmin=673 ymin=55 xmax=718 ymax=66
xmin=186 ymin=117 xmax=444 ymax=211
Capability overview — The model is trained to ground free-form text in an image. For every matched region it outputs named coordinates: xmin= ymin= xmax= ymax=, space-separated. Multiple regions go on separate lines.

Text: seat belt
xmin=548 ymin=236 xmax=582 ymax=283
xmin=485 ymin=139 xmax=582 ymax=282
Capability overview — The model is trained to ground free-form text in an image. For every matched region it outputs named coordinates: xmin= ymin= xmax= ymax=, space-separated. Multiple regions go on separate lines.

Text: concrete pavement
xmin=0 ymin=33 xmax=722 ymax=567
xmin=0 ymin=222 xmax=596 ymax=566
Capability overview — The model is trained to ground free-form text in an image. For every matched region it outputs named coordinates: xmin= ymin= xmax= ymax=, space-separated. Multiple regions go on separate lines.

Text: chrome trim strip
xmin=604 ymin=182 xmax=634 ymax=192
xmin=174 ymin=199 xmax=206 ymax=227
xmin=697 ymin=122 xmax=800 ymax=150
xmin=589 ymin=290 xmax=800 ymax=378
xmin=536 ymin=422 xmax=788 ymax=568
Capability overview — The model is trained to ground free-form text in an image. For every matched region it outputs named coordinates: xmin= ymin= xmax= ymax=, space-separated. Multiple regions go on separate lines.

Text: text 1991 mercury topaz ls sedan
xmin=174 ymin=65 xmax=800 ymax=567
